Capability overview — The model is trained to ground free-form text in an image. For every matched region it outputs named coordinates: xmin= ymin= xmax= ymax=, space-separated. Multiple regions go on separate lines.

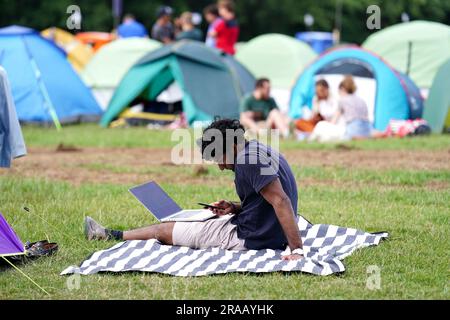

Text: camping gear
xmin=289 ymin=46 xmax=424 ymax=131
xmin=41 ymin=27 xmax=94 ymax=73
xmin=236 ymin=34 xmax=317 ymax=111
xmin=0 ymin=25 xmax=103 ymax=127
xmin=363 ymin=20 xmax=450 ymax=89
xmin=75 ymin=32 xmax=115 ymax=52
xmin=0 ymin=212 xmax=25 ymax=258
xmin=4 ymin=240 xmax=59 ymax=264
xmin=0 ymin=212 xmax=50 ymax=295
xmin=82 ymin=38 xmax=161 ymax=109
xmin=0 ymin=214 xmax=58 ymax=261
xmin=384 ymin=119 xmax=431 ymax=138
xmin=61 ymin=215 xmax=388 ymax=277
xmin=100 ymin=40 xmax=256 ymax=127
xmin=0 ymin=66 xmax=26 ymax=168
xmin=296 ymin=31 xmax=335 ymax=54
xmin=423 ymin=59 xmax=450 ymax=133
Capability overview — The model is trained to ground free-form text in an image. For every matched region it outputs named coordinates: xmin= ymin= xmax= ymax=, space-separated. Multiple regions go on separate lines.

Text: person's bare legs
xmin=240 ymin=112 xmax=259 ymax=133
xmin=123 ymin=222 xmax=175 ymax=245
xmin=266 ymin=109 xmax=290 ymax=137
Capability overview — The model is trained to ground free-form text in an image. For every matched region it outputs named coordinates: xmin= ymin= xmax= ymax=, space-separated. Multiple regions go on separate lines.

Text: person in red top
xmin=209 ymin=0 xmax=239 ymax=55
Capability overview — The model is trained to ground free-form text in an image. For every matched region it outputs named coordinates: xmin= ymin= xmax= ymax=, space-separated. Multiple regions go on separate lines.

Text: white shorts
xmin=172 ymin=215 xmax=247 ymax=251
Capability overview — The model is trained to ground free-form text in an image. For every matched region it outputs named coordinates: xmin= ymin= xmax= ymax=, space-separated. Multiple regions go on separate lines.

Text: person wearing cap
xmin=175 ymin=12 xmax=204 ymax=42
xmin=117 ymin=14 xmax=148 ymax=38
xmin=151 ymin=6 xmax=175 ymax=44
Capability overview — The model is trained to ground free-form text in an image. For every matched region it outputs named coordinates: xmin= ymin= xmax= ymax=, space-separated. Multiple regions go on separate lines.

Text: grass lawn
xmin=1 ymin=125 xmax=449 ymax=300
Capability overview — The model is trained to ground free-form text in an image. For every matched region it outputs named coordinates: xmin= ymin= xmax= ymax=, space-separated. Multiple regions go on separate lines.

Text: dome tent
xmin=423 ymin=59 xmax=450 ymax=133
xmin=0 ymin=26 xmax=102 ymax=127
xmin=236 ymin=34 xmax=317 ymax=111
xmin=363 ymin=21 xmax=450 ymax=89
xmin=82 ymin=38 xmax=161 ymax=109
xmin=41 ymin=27 xmax=94 ymax=73
xmin=289 ymin=46 xmax=424 ymax=131
xmin=236 ymin=34 xmax=317 ymax=89
xmin=100 ymin=40 xmax=255 ymax=127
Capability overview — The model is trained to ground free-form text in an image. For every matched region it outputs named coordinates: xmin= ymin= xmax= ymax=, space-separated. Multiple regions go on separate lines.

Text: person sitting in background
xmin=240 ymin=78 xmax=290 ymax=138
xmin=117 ymin=14 xmax=148 ymax=38
xmin=151 ymin=6 xmax=175 ymax=44
xmin=203 ymin=4 xmax=222 ymax=48
xmin=208 ymin=0 xmax=239 ymax=55
xmin=295 ymin=79 xmax=337 ymax=133
xmin=330 ymin=75 xmax=372 ymax=140
xmin=175 ymin=12 xmax=204 ymax=42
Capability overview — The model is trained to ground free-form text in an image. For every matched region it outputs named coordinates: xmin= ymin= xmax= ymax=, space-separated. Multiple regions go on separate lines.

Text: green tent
xmin=81 ymin=38 xmax=161 ymax=108
xmin=100 ymin=40 xmax=255 ymax=127
xmin=234 ymin=41 xmax=247 ymax=52
xmin=423 ymin=59 xmax=450 ymax=133
xmin=235 ymin=33 xmax=317 ymax=89
xmin=363 ymin=21 xmax=450 ymax=89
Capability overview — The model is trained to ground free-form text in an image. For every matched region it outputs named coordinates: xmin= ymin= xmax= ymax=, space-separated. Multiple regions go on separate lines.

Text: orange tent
xmin=75 ymin=32 xmax=116 ymax=52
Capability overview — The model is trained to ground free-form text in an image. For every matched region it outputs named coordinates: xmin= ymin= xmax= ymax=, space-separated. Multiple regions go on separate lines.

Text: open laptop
xmin=129 ymin=181 xmax=217 ymax=222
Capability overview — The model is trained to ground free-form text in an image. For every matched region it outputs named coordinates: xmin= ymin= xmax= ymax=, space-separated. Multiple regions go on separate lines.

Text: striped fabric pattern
xmin=61 ymin=216 xmax=388 ymax=277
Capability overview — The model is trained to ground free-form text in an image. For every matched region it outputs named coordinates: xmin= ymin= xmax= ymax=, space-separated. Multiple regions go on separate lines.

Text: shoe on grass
xmin=84 ymin=216 xmax=108 ymax=241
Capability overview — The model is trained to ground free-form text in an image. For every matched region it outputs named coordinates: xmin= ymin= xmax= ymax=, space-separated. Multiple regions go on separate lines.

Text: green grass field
xmin=1 ymin=125 xmax=449 ymax=300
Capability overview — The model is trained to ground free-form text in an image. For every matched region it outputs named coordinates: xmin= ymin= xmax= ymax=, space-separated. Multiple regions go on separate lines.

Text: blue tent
xmin=289 ymin=46 xmax=423 ymax=131
xmin=0 ymin=26 xmax=102 ymax=127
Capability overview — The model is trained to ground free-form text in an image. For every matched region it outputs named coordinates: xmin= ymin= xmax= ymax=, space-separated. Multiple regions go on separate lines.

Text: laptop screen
xmin=129 ymin=181 xmax=182 ymax=220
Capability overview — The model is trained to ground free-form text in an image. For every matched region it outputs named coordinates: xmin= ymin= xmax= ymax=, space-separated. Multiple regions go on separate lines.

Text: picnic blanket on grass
xmin=61 ymin=216 xmax=388 ymax=277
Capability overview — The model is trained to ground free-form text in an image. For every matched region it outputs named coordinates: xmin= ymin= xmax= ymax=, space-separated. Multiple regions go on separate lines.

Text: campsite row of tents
xmin=0 ymin=21 xmax=449 ymax=132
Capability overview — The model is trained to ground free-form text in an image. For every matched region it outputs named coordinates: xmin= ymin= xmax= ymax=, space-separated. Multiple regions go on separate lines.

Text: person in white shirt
xmin=295 ymin=79 xmax=337 ymax=133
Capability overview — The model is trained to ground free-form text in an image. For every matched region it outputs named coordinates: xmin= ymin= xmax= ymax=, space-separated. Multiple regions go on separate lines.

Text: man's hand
xmin=209 ymin=200 xmax=235 ymax=216
xmin=281 ymin=254 xmax=304 ymax=261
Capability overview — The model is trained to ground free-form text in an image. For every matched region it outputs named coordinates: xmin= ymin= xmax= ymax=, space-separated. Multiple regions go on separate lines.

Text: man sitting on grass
xmin=85 ymin=119 xmax=304 ymax=260
xmin=240 ymin=78 xmax=291 ymax=138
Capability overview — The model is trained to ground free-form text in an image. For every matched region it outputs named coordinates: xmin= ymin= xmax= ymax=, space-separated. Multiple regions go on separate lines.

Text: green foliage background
xmin=0 ymin=0 xmax=449 ymax=44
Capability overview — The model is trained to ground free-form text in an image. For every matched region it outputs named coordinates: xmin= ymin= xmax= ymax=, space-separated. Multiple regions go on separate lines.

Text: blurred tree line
xmin=0 ymin=0 xmax=449 ymax=44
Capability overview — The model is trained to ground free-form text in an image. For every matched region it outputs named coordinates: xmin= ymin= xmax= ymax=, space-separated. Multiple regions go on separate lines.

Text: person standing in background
xmin=331 ymin=75 xmax=372 ymax=140
xmin=203 ymin=4 xmax=221 ymax=48
xmin=151 ymin=6 xmax=175 ymax=44
xmin=117 ymin=14 xmax=148 ymax=38
xmin=208 ymin=0 xmax=239 ymax=55
xmin=175 ymin=12 xmax=204 ymax=42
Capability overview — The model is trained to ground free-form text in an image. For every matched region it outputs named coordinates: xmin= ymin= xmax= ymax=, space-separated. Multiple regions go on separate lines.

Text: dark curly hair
xmin=198 ymin=119 xmax=245 ymax=162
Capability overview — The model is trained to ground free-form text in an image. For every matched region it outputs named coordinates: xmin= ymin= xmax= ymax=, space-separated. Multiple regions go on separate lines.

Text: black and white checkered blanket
xmin=61 ymin=216 xmax=388 ymax=277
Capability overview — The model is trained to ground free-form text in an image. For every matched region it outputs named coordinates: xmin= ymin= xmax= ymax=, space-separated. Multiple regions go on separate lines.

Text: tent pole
xmin=406 ymin=41 xmax=412 ymax=76
xmin=21 ymin=36 xmax=62 ymax=131
xmin=1 ymin=256 xmax=50 ymax=296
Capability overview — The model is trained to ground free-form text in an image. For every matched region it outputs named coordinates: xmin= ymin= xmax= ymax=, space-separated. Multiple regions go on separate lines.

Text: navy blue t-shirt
xmin=231 ymin=140 xmax=298 ymax=250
